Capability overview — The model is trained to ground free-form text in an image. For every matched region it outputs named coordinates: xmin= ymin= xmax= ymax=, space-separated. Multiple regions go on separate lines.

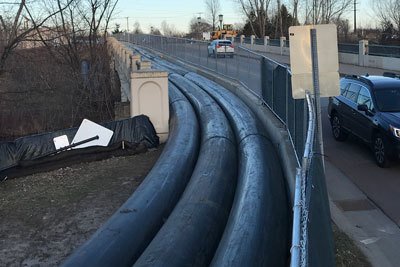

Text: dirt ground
xmin=333 ymin=224 xmax=372 ymax=267
xmin=0 ymin=143 xmax=370 ymax=267
xmin=0 ymin=146 xmax=163 ymax=266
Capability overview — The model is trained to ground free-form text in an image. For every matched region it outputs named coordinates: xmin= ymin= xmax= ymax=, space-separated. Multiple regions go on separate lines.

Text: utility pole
xmin=354 ymin=0 xmax=357 ymax=33
xmin=312 ymin=0 xmax=316 ymax=24
xmin=125 ymin=17 xmax=130 ymax=32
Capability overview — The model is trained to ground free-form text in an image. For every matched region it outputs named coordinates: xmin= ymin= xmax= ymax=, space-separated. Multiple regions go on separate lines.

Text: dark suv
xmin=328 ymin=74 xmax=400 ymax=167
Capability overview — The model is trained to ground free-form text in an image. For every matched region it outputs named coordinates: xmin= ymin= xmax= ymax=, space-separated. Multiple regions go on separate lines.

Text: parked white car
xmin=207 ymin=40 xmax=235 ymax=58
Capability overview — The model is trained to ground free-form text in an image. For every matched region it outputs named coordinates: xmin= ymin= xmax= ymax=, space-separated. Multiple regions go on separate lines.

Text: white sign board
xmin=53 ymin=135 xmax=70 ymax=150
xmin=289 ymin=24 xmax=340 ymax=99
xmin=71 ymin=119 xmax=114 ymax=149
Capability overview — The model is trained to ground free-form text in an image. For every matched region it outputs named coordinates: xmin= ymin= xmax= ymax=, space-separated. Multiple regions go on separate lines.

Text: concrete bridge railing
xmin=107 ymin=37 xmax=169 ymax=142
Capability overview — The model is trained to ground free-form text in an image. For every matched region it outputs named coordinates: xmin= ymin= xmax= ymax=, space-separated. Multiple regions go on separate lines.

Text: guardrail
xmin=117 ymin=33 xmax=335 ymax=267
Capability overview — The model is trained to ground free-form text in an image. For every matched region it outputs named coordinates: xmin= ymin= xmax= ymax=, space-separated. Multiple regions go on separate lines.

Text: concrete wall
xmin=363 ymin=55 xmax=400 ymax=71
xmin=338 ymin=53 xmax=359 ymax=65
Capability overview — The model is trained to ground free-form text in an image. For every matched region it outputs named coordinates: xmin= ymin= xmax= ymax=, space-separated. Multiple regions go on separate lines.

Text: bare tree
xmin=275 ymin=0 xmax=283 ymax=37
xmin=373 ymin=0 xmax=400 ymax=34
xmin=236 ymin=0 xmax=271 ymax=37
xmin=0 ymin=0 xmax=73 ymax=75
xmin=133 ymin=21 xmax=142 ymax=34
xmin=161 ymin=21 xmax=182 ymax=37
xmin=205 ymin=0 xmax=220 ymax=31
xmin=292 ymin=0 xmax=299 ymax=25
xmin=304 ymin=0 xmax=352 ymax=24
xmin=188 ymin=17 xmax=211 ymax=38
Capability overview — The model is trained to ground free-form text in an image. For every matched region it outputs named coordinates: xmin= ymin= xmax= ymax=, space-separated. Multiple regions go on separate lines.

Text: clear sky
xmin=112 ymin=0 xmax=375 ymax=34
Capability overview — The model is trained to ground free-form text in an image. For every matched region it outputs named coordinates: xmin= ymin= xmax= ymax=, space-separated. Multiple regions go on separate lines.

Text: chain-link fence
xmin=213 ymin=36 xmax=400 ymax=58
xmin=116 ymin=33 xmax=334 ymax=267
xmin=368 ymin=44 xmax=400 ymax=58
xmin=338 ymin=43 xmax=359 ymax=54
xmin=122 ymin=33 xmax=305 ymax=159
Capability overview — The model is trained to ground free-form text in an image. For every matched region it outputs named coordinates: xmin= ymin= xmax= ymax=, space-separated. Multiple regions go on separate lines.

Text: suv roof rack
xmin=344 ymin=74 xmax=358 ymax=79
xmin=344 ymin=74 xmax=373 ymax=87
xmin=383 ymin=72 xmax=400 ymax=78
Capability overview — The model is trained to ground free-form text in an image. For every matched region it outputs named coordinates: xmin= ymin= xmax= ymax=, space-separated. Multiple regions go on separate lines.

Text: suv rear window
xmin=218 ymin=41 xmax=232 ymax=46
xmin=374 ymin=88 xmax=400 ymax=112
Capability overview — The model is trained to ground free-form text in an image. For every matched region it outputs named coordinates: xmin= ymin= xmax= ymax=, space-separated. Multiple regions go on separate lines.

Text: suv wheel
xmin=331 ymin=114 xmax=348 ymax=141
xmin=374 ymin=134 xmax=390 ymax=168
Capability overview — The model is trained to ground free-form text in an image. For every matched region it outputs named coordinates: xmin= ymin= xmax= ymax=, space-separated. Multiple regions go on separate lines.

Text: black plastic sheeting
xmin=62 ymin=84 xmax=200 ymax=267
xmin=185 ymin=72 xmax=290 ymax=267
xmin=0 ymin=116 xmax=159 ymax=179
xmin=134 ymin=74 xmax=237 ymax=266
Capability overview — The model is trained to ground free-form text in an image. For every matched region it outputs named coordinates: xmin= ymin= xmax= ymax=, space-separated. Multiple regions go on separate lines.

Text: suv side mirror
xmin=357 ymin=104 xmax=368 ymax=112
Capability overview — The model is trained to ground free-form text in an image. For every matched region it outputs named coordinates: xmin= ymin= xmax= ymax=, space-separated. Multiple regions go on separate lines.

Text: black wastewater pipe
xmin=185 ymin=72 xmax=290 ymax=267
xmin=62 ymin=84 xmax=200 ymax=267
xmin=134 ymin=74 xmax=237 ymax=267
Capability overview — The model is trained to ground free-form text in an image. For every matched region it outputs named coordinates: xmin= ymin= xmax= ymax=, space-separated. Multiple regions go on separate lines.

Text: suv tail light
xmin=217 ymin=45 xmax=222 ymax=48
xmin=229 ymin=45 xmax=234 ymax=48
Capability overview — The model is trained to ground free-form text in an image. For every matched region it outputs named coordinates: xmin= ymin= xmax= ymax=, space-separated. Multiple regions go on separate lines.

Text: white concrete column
xmin=359 ymin=40 xmax=368 ymax=67
xmin=250 ymin=35 xmax=255 ymax=48
xmin=231 ymin=36 xmax=235 ymax=43
xmin=264 ymin=36 xmax=270 ymax=45
xmin=130 ymin=70 xmax=169 ymax=143
xmin=240 ymin=35 xmax=245 ymax=45
xmin=280 ymin=36 xmax=286 ymax=55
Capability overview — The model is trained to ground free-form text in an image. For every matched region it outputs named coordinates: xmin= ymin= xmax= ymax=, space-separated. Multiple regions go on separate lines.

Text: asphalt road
xmin=321 ymin=98 xmax=400 ymax=227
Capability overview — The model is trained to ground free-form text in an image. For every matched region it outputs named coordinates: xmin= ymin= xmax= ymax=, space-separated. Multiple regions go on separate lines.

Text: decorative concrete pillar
xmin=126 ymin=51 xmax=133 ymax=70
xmin=250 ymin=35 xmax=255 ymax=48
xmin=359 ymin=40 xmax=368 ymax=67
xmin=130 ymin=70 xmax=169 ymax=143
xmin=240 ymin=35 xmax=245 ymax=45
xmin=118 ymin=45 xmax=125 ymax=69
xmin=280 ymin=36 xmax=286 ymax=55
xmin=231 ymin=36 xmax=235 ymax=43
xmin=131 ymin=54 xmax=141 ymax=71
xmin=264 ymin=36 xmax=270 ymax=52
xmin=139 ymin=61 xmax=151 ymax=70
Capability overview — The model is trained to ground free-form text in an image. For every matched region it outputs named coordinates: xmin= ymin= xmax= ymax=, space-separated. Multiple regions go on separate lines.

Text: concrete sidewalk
xmin=257 ymin=52 xmax=400 ymax=76
xmin=325 ymin=159 xmax=400 ymax=267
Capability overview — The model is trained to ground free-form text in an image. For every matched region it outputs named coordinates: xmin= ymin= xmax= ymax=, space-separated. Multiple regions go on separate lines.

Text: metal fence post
xmin=310 ymin=29 xmax=325 ymax=170
xmin=236 ymin=47 xmax=239 ymax=78
xmin=286 ymin=72 xmax=289 ymax=124
xmin=290 ymin=168 xmax=302 ymax=267
xmin=198 ymin=41 xmax=201 ymax=65
xmin=247 ymin=51 xmax=250 ymax=84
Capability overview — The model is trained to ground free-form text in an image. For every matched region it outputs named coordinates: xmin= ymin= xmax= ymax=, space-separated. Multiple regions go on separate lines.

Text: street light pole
xmin=197 ymin=16 xmax=201 ymax=40
xmin=219 ymin=14 xmax=223 ymax=39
